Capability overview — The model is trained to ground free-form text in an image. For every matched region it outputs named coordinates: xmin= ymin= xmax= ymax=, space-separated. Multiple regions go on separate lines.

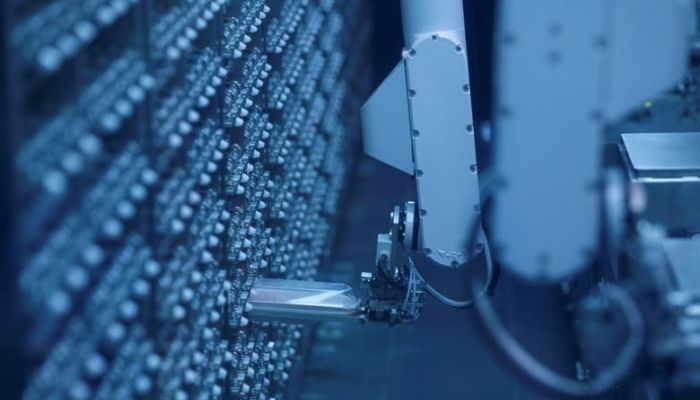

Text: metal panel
xmin=361 ymin=62 xmax=414 ymax=175
xmin=492 ymin=0 xmax=690 ymax=282
xmin=247 ymin=278 xmax=361 ymax=323
xmin=621 ymin=132 xmax=700 ymax=233
xmin=400 ymin=0 xmax=466 ymax=48
xmin=491 ymin=0 xmax=606 ymax=281
xmin=622 ymin=132 xmax=700 ymax=178
xmin=407 ymin=37 xmax=479 ymax=267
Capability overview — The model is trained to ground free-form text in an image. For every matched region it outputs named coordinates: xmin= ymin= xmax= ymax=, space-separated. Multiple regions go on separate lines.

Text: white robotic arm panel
xmin=361 ymin=0 xmax=480 ymax=267
xmin=490 ymin=0 xmax=692 ymax=282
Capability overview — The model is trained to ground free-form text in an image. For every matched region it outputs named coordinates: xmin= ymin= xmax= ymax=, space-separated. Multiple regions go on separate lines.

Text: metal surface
xmin=361 ymin=1 xmax=479 ymax=267
xmin=491 ymin=0 xmax=691 ymax=282
xmin=376 ymin=233 xmax=394 ymax=266
xmin=491 ymin=0 xmax=605 ymax=282
xmin=400 ymin=0 xmax=466 ymax=49
xmin=407 ymin=37 xmax=479 ymax=267
xmin=621 ymin=132 xmax=700 ymax=233
xmin=247 ymin=278 xmax=362 ymax=323
xmin=622 ymin=132 xmax=700 ymax=178
xmin=403 ymin=201 xmax=417 ymax=251
xmin=362 ymin=62 xmax=414 ymax=175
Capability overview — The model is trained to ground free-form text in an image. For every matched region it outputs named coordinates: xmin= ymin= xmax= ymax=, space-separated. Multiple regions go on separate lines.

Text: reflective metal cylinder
xmin=400 ymin=0 xmax=466 ymax=47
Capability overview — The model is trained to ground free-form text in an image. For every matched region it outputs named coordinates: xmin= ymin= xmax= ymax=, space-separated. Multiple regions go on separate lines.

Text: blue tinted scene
xmin=2 ymin=1 xmax=699 ymax=399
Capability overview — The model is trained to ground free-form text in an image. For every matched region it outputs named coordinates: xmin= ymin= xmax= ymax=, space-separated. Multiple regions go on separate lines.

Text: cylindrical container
xmin=400 ymin=0 xmax=466 ymax=47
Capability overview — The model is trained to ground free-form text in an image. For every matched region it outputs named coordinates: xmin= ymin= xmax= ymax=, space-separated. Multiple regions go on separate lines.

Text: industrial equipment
xmin=248 ymin=1 xmax=700 ymax=398
xmin=4 ymin=0 xmax=700 ymax=399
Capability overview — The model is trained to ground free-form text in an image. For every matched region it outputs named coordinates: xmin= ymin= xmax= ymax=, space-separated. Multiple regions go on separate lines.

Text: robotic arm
xmin=247 ymin=1 xmax=700 ymax=397
xmin=248 ymin=0 xmax=482 ymax=325
xmin=356 ymin=0 xmax=694 ymax=324
xmin=247 ymin=0 xmax=692 ymax=318
xmin=362 ymin=0 xmax=480 ymax=269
